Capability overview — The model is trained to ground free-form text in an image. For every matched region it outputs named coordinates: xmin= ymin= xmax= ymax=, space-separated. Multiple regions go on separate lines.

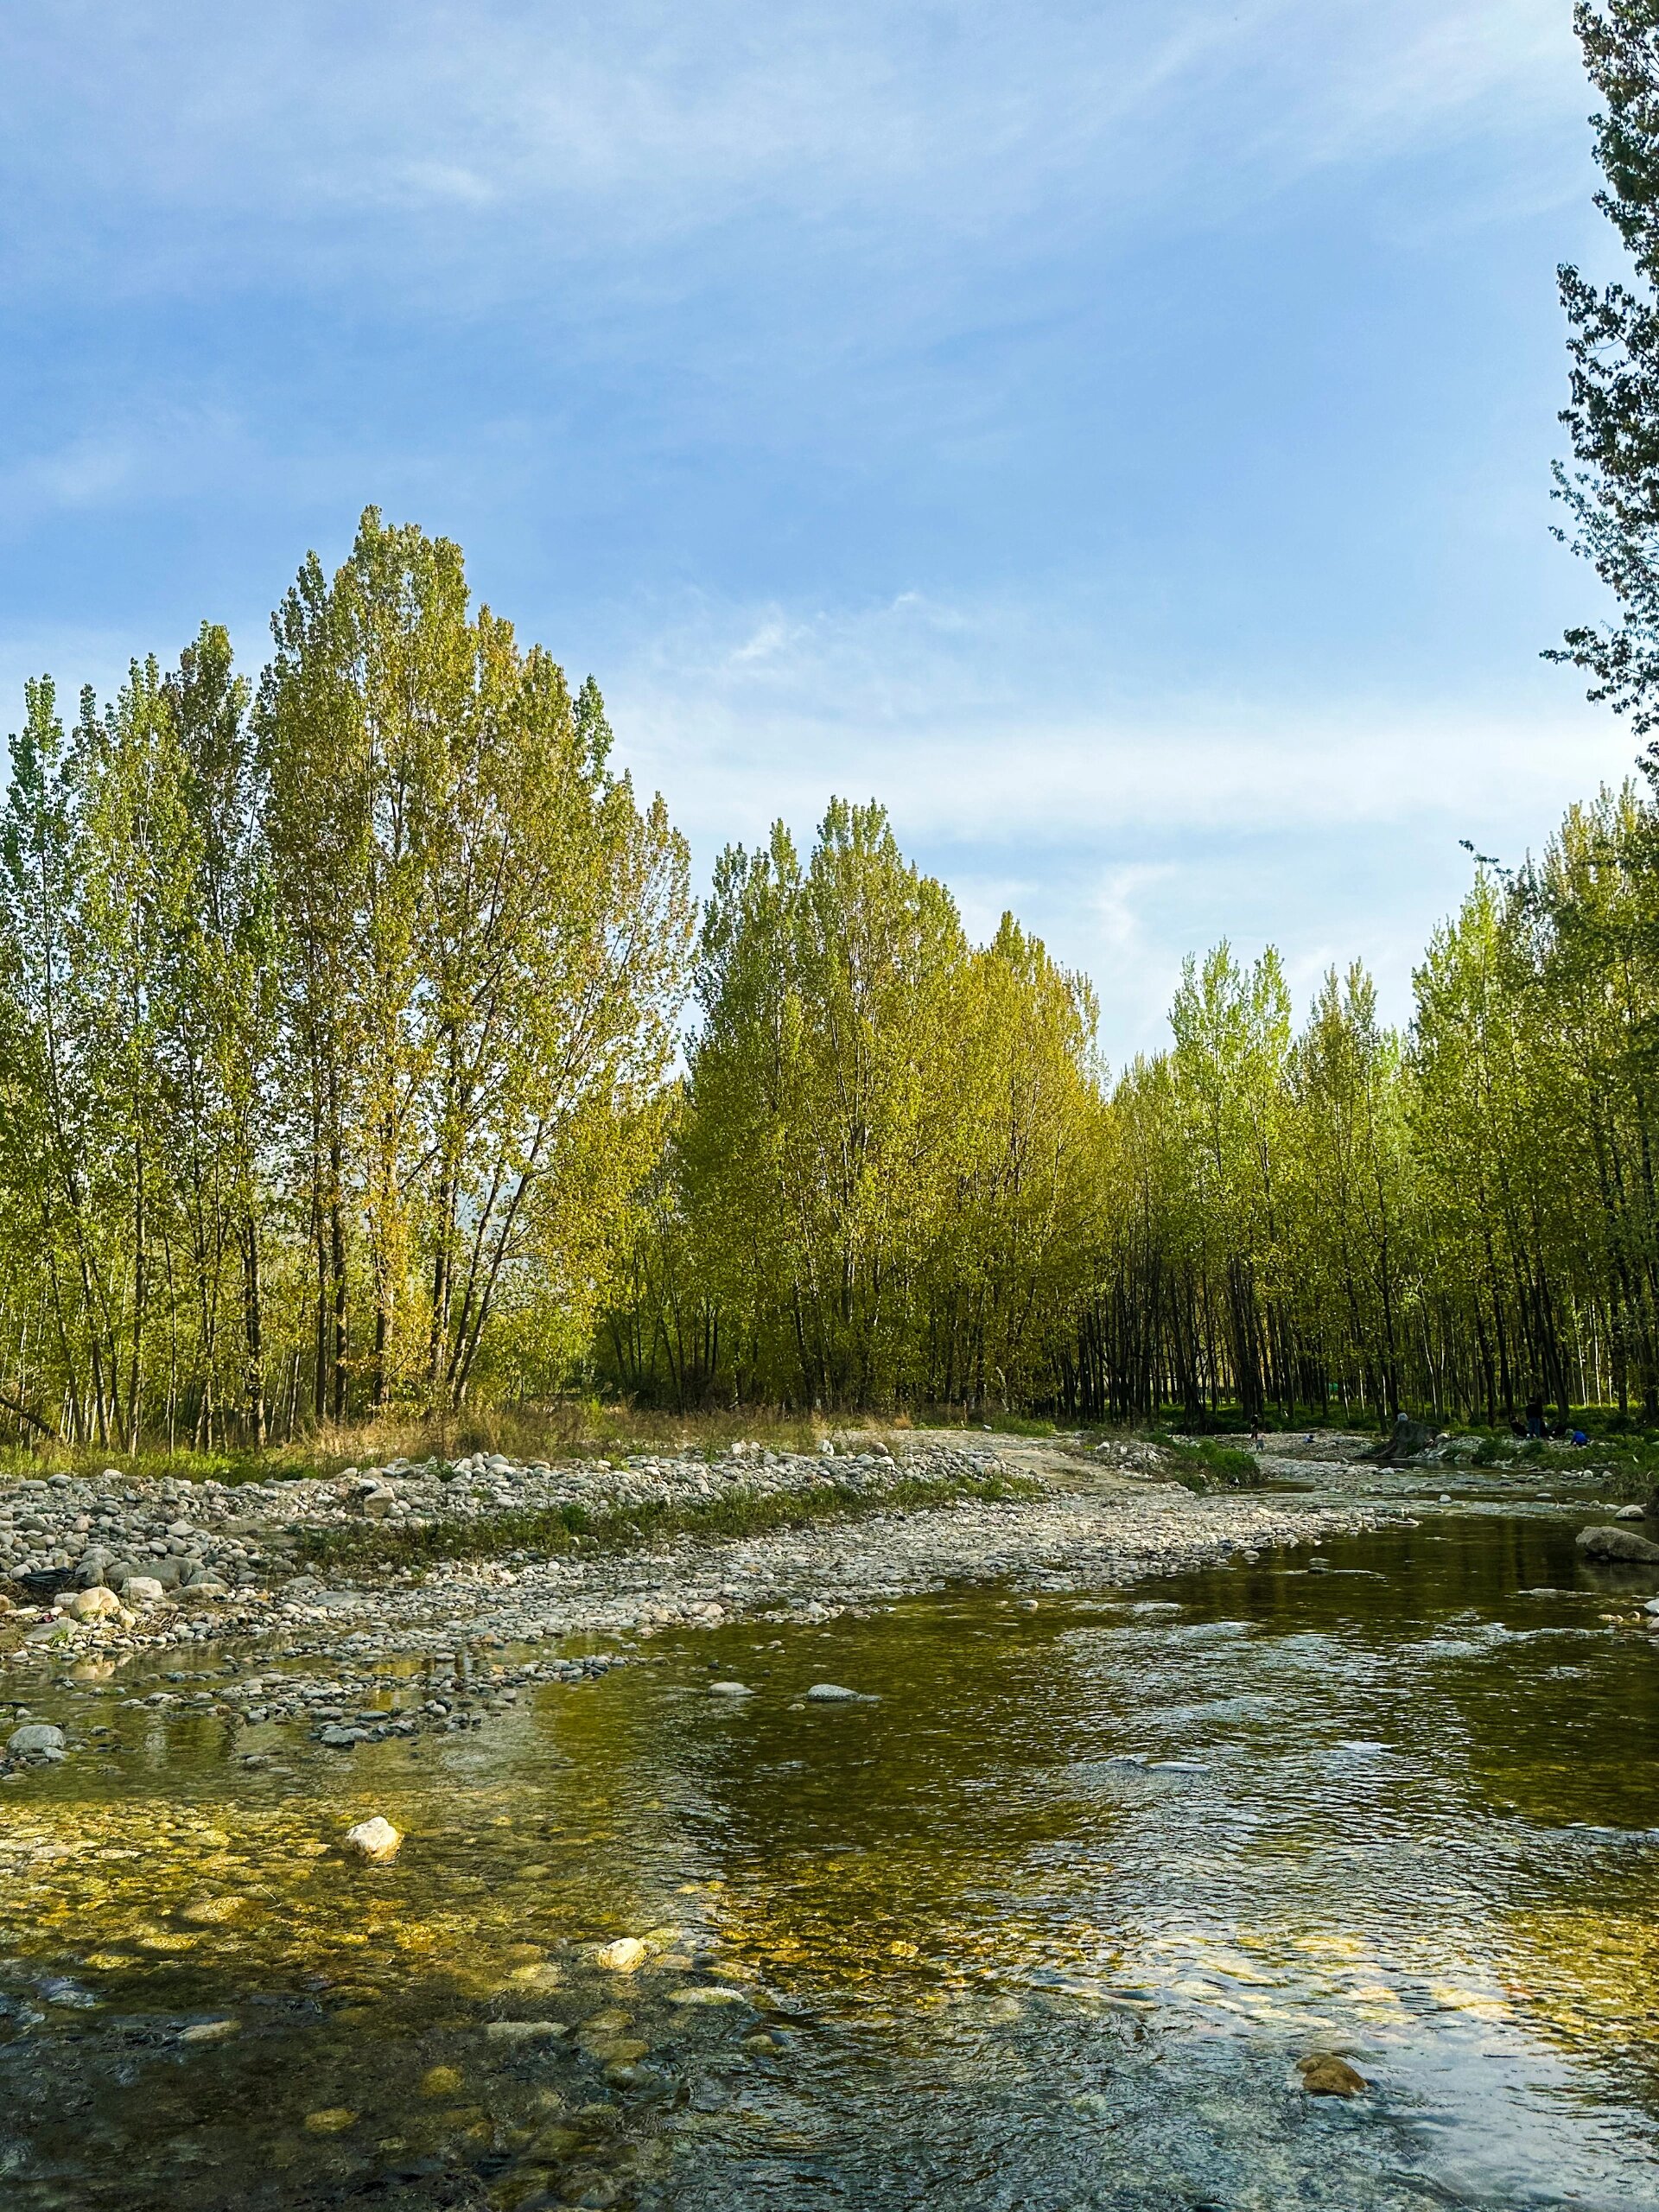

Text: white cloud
xmin=611 ymin=586 xmax=1617 ymax=844
xmin=601 ymin=582 xmax=1632 ymax=1054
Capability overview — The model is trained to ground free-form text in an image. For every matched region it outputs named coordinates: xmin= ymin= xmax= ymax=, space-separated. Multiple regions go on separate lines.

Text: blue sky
xmin=0 ymin=0 xmax=1630 ymax=1059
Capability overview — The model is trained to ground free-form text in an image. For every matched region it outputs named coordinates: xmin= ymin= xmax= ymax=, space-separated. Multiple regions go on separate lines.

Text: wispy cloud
xmin=0 ymin=1 xmax=1589 ymax=303
xmin=605 ymin=582 xmax=1630 ymax=1052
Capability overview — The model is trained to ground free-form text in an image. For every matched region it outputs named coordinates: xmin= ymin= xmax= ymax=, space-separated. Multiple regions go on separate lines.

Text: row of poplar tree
xmin=601 ymin=782 xmax=1659 ymax=1429
xmin=10 ymin=1 xmax=1659 ymax=1446
xmin=5 ymin=505 xmax=1659 ymax=1441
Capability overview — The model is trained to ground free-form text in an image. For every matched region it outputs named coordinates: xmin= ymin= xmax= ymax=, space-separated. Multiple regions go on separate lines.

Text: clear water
xmin=3 ymin=1513 xmax=1659 ymax=2209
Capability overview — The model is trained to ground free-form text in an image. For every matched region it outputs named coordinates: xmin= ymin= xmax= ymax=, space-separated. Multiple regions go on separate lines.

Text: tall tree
xmin=1554 ymin=3 xmax=1659 ymax=745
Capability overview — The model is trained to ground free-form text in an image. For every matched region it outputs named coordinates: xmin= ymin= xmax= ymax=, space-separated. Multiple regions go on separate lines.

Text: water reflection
xmin=2 ymin=1516 xmax=1658 ymax=2206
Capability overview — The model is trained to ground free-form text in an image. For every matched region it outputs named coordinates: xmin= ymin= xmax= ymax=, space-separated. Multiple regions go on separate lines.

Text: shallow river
xmin=3 ymin=1511 xmax=1659 ymax=2209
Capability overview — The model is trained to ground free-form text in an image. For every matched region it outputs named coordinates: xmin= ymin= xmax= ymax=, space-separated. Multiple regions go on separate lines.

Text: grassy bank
xmin=289 ymin=1467 xmax=1044 ymax=1580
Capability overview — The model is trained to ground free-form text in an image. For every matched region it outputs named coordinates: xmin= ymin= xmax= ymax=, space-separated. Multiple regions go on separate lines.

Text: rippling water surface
xmin=4 ymin=1511 xmax=1659 ymax=2209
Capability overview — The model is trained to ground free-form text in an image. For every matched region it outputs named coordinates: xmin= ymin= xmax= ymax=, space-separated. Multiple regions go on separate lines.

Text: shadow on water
xmin=3 ymin=1514 xmax=1659 ymax=2208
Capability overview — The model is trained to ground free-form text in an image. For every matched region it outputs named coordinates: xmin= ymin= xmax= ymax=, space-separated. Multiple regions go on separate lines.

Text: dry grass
xmin=0 ymin=1400 xmax=910 ymax=1488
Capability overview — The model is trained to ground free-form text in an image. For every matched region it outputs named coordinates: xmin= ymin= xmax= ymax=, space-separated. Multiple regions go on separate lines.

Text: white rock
xmin=709 ymin=1681 xmax=752 ymax=1697
xmin=805 ymin=1682 xmax=861 ymax=1702
xmin=68 ymin=1586 xmax=121 ymax=1622
xmin=343 ymin=1815 xmax=403 ymax=1863
xmin=125 ymin=1576 xmax=166 ymax=1606
xmin=592 ymin=1936 xmax=648 ymax=1972
xmin=484 ymin=2018 xmax=566 ymax=2043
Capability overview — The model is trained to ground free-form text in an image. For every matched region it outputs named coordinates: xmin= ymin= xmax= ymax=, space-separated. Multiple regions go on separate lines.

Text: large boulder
xmin=7 ymin=1722 xmax=66 ymax=1761
xmin=67 ymin=1586 xmax=120 ymax=1623
xmin=1577 ymin=1523 xmax=1659 ymax=1564
xmin=1361 ymin=1414 xmax=1435 ymax=1465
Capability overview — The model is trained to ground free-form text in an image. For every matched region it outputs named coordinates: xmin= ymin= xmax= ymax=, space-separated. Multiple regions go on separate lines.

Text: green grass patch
xmin=1143 ymin=1430 xmax=1264 ymax=1491
xmin=289 ymin=1467 xmax=1043 ymax=1578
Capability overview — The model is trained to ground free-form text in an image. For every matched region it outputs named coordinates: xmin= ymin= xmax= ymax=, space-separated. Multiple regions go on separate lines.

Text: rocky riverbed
xmin=0 ymin=1436 xmax=1408 ymax=1782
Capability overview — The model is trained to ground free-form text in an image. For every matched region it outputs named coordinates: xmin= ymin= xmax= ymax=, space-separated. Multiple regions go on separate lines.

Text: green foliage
xmin=1551 ymin=3 xmax=1659 ymax=740
xmin=601 ymin=802 xmax=1104 ymax=1414
xmin=0 ymin=513 xmax=692 ymax=1449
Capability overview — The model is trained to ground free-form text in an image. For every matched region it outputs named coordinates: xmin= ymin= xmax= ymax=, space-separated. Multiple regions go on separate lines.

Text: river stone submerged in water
xmin=1298 ymin=2053 xmax=1368 ymax=2096
xmin=1577 ymin=1523 xmax=1659 ymax=1563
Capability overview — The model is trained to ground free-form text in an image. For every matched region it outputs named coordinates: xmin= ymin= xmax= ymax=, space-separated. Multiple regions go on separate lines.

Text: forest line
xmin=3 ymin=507 xmax=1658 ymax=1448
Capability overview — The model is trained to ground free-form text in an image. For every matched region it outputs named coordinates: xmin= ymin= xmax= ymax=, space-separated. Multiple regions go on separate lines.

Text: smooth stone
xmin=344 ymin=1815 xmax=403 ymax=1863
xmin=68 ymin=1586 xmax=121 ymax=1622
xmin=805 ymin=1683 xmax=861 ymax=1702
xmin=525 ymin=2124 xmax=583 ymax=2158
xmin=1577 ymin=1524 xmax=1659 ymax=1564
xmin=708 ymin=1681 xmax=752 ymax=1697
xmin=592 ymin=1936 xmax=648 ymax=1973
xmin=124 ymin=1576 xmax=166 ymax=1607
xmin=666 ymin=1985 xmax=747 ymax=2006
xmin=1616 ymin=1504 xmax=1648 ymax=1522
xmin=484 ymin=2019 xmax=566 ymax=2044
xmin=1297 ymin=2053 xmax=1367 ymax=2096
xmin=181 ymin=2018 xmax=240 ymax=2043
xmin=7 ymin=1723 xmax=66 ymax=1758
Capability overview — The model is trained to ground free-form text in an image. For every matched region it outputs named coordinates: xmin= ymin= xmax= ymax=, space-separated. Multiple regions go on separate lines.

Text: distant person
xmin=1525 ymin=1395 xmax=1545 ymax=1440
xmin=1572 ymin=1427 xmax=1588 ymax=1446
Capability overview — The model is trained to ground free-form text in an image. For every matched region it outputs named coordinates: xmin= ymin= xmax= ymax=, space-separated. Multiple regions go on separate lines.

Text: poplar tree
xmin=1554 ymin=3 xmax=1659 ymax=743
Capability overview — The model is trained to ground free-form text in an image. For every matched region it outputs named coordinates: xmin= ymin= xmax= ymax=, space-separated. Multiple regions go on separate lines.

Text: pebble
xmin=343 ymin=1815 xmax=402 ymax=1863
xmin=592 ymin=1936 xmax=648 ymax=1973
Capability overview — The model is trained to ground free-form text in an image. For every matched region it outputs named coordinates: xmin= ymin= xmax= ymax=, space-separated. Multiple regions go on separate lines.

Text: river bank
xmin=1 ymin=1436 xmax=1404 ymax=1777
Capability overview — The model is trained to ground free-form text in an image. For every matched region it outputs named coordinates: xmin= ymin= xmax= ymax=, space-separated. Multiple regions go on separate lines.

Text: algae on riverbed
xmin=5 ymin=1512 xmax=1659 ymax=2209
